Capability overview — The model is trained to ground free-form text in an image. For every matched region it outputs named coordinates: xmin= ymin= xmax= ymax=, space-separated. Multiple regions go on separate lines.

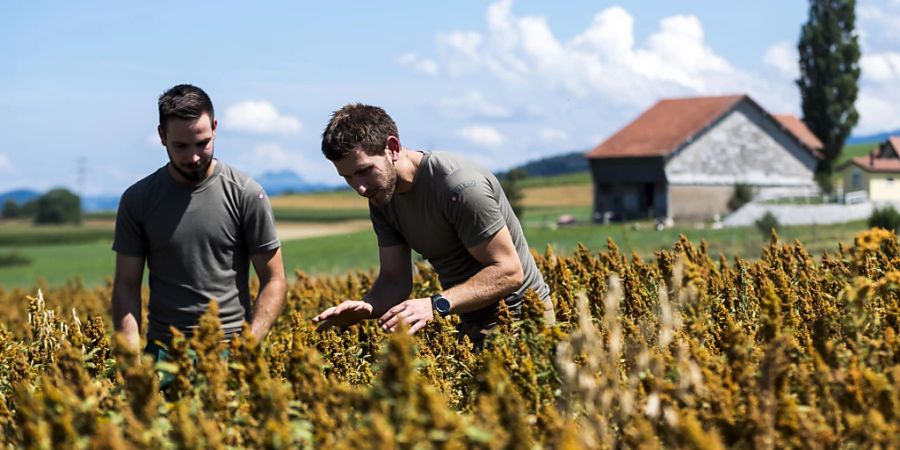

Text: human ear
xmin=157 ymin=125 xmax=167 ymax=146
xmin=386 ymin=136 xmax=401 ymax=159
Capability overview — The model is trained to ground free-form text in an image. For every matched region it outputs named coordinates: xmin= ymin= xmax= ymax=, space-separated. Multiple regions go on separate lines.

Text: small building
xmin=841 ymin=137 xmax=900 ymax=202
xmin=584 ymin=94 xmax=823 ymax=222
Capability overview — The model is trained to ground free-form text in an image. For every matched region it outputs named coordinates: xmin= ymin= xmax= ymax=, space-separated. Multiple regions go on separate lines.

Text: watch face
xmin=432 ymin=295 xmax=451 ymax=315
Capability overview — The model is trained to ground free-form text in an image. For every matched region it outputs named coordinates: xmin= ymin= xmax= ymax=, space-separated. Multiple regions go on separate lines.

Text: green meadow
xmin=0 ymin=219 xmax=868 ymax=289
xmin=0 ymin=159 xmax=877 ymax=289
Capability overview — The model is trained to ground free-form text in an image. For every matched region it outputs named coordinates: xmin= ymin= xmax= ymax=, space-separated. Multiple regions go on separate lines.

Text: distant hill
xmin=499 ymin=151 xmax=589 ymax=178
xmin=847 ymin=129 xmax=900 ymax=145
xmin=82 ymin=195 xmax=120 ymax=213
xmin=257 ymin=170 xmax=337 ymax=196
xmin=0 ymin=189 xmax=40 ymax=205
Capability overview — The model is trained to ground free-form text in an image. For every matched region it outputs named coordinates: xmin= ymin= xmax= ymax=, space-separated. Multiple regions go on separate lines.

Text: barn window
xmin=852 ymin=169 xmax=861 ymax=189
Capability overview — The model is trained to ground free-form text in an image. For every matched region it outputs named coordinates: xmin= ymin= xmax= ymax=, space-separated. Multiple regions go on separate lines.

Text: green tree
xmin=797 ymin=0 xmax=861 ymax=193
xmin=868 ymin=206 xmax=900 ymax=232
xmin=727 ymin=183 xmax=754 ymax=212
xmin=1 ymin=199 xmax=19 ymax=219
xmin=500 ymin=168 xmax=526 ymax=219
xmin=755 ymin=211 xmax=780 ymax=237
xmin=34 ymin=188 xmax=82 ymax=225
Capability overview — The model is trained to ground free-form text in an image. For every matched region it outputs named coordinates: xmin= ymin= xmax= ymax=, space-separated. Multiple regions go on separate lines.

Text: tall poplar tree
xmin=796 ymin=0 xmax=861 ymax=193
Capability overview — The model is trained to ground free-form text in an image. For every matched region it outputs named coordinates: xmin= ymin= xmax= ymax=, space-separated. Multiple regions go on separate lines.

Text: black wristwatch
xmin=430 ymin=293 xmax=452 ymax=317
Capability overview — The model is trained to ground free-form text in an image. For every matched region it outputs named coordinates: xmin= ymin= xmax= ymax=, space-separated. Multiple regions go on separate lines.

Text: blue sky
xmin=2 ymin=0 xmax=899 ymax=196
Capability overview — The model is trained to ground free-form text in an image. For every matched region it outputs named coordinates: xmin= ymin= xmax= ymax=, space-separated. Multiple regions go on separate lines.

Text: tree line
xmin=2 ymin=188 xmax=82 ymax=225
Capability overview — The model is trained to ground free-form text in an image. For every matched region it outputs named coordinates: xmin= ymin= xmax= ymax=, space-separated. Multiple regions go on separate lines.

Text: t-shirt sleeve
xmin=112 ymin=187 xmax=147 ymax=258
xmin=443 ymin=170 xmax=505 ymax=249
xmin=370 ymin=205 xmax=406 ymax=247
xmin=242 ymin=181 xmax=281 ymax=253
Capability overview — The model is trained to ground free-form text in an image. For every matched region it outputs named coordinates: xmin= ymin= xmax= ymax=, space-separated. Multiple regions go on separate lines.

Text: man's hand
xmin=378 ymin=297 xmax=433 ymax=335
xmin=313 ymin=300 xmax=373 ymax=331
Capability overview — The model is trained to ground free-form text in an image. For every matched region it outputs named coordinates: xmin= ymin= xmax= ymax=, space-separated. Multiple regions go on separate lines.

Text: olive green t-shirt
xmin=370 ymin=151 xmax=551 ymax=322
xmin=113 ymin=161 xmax=281 ymax=344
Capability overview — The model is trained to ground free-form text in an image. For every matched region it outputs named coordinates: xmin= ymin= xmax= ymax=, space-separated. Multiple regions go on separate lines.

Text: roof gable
xmin=585 ymin=94 xmax=823 ymax=160
xmin=584 ymin=95 xmax=744 ymax=159
xmin=772 ymin=114 xmax=823 ymax=151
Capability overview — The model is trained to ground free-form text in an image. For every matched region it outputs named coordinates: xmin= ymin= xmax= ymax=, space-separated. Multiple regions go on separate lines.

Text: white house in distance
xmin=841 ymin=137 xmax=900 ymax=202
xmin=584 ymin=94 xmax=824 ymax=222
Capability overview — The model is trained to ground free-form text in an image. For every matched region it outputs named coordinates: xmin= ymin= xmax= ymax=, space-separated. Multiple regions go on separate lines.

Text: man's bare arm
xmin=249 ymin=247 xmax=287 ymax=341
xmin=378 ymin=226 xmax=524 ymax=334
xmin=313 ymin=244 xmax=412 ymax=329
xmin=363 ymin=244 xmax=414 ymax=317
xmin=441 ymin=226 xmax=523 ymax=314
xmin=111 ymin=253 xmax=145 ymax=352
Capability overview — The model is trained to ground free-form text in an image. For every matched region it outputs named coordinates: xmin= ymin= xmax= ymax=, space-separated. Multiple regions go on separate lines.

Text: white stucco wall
xmin=665 ymin=101 xmax=818 ymax=187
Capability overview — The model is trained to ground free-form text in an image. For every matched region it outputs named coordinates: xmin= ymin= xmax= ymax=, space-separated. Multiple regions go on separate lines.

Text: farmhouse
xmin=585 ymin=94 xmax=823 ymax=222
xmin=841 ymin=137 xmax=900 ymax=202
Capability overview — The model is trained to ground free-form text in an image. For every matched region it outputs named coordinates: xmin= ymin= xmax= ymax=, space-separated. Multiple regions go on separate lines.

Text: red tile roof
xmin=585 ymin=94 xmax=824 ymax=160
xmin=585 ymin=95 xmax=744 ymax=159
xmin=889 ymin=136 xmax=900 ymax=153
xmin=850 ymin=156 xmax=900 ymax=173
xmin=772 ymin=114 xmax=823 ymax=150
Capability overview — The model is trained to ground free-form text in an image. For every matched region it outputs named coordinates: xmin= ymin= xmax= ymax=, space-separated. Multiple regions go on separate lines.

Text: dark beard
xmin=173 ymin=158 xmax=212 ymax=182
xmin=370 ymin=156 xmax=398 ymax=205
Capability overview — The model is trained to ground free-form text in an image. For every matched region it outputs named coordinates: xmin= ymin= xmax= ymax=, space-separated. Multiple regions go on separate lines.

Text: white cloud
xmin=431 ymin=2 xmax=741 ymax=107
xmin=856 ymin=92 xmax=899 ymax=134
xmin=437 ymin=91 xmax=511 ymax=118
xmin=235 ymin=143 xmax=337 ymax=184
xmin=0 ymin=154 xmax=13 ymax=172
xmin=861 ymin=52 xmax=900 ymax=83
xmin=858 ymin=1 xmax=900 ymax=52
xmin=397 ymin=53 xmax=439 ymax=75
xmin=538 ymin=127 xmax=568 ymax=143
xmin=855 ymin=0 xmax=900 ymax=133
xmin=224 ymin=101 xmax=302 ymax=135
xmin=763 ymin=41 xmax=799 ymax=79
xmin=458 ymin=125 xmax=505 ymax=147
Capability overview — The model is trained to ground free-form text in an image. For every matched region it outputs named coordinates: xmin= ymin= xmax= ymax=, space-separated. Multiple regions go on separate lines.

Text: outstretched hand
xmin=378 ymin=297 xmax=433 ymax=335
xmin=312 ymin=300 xmax=373 ymax=331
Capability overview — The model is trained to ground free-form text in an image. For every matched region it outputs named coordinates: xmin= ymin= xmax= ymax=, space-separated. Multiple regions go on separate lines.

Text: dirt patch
xmin=276 ymin=220 xmax=371 ymax=241
xmin=270 ymin=192 xmax=367 ymax=209
xmin=522 ymin=184 xmax=593 ymax=207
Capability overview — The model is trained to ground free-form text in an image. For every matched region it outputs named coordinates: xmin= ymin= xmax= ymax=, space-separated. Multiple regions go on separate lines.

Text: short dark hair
xmin=158 ymin=84 xmax=215 ymax=130
xmin=321 ymin=103 xmax=399 ymax=161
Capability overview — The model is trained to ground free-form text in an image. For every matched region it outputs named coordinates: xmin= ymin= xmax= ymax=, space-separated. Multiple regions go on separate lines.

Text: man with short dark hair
xmin=112 ymin=84 xmax=286 ymax=357
xmin=313 ymin=104 xmax=554 ymax=347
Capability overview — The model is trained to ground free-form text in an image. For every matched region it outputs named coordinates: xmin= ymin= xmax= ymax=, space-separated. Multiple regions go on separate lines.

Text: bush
xmin=1 ymin=199 xmax=19 ymax=219
xmin=755 ymin=211 xmax=780 ymax=236
xmin=500 ymin=168 xmax=526 ymax=219
xmin=34 ymin=188 xmax=81 ymax=225
xmin=727 ymin=183 xmax=754 ymax=211
xmin=868 ymin=205 xmax=900 ymax=232
xmin=0 ymin=251 xmax=31 ymax=268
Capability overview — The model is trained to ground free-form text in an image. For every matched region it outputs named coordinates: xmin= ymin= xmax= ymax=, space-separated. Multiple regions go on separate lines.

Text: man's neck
xmin=394 ymin=148 xmax=423 ymax=194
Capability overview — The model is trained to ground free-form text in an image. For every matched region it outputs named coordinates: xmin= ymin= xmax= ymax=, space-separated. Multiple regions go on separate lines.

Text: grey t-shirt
xmin=113 ymin=160 xmax=281 ymax=344
xmin=370 ymin=151 xmax=550 ymax=322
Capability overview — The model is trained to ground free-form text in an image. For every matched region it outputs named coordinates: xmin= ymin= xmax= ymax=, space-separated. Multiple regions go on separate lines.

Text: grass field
xmin=0 ymin=157 xmax=876 ymax=288
xmin=836 ymin=142 xmax=878 ymax=167
xmin=0 ymin=219 xmax=869 ymax=289
xmin=0 ymin=220 xmax=114 ymax=246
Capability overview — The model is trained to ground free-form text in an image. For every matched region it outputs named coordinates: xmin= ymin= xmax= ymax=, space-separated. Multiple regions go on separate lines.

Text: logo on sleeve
xmin=449 ymin=180 xmax=476 ymax=203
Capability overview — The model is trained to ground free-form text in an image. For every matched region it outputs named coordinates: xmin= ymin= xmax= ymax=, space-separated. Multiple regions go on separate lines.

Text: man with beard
xmin=111 ymin=84 xmax=286 ymax=358
xmin=312 ymin=103 xmax=554 ymax=349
